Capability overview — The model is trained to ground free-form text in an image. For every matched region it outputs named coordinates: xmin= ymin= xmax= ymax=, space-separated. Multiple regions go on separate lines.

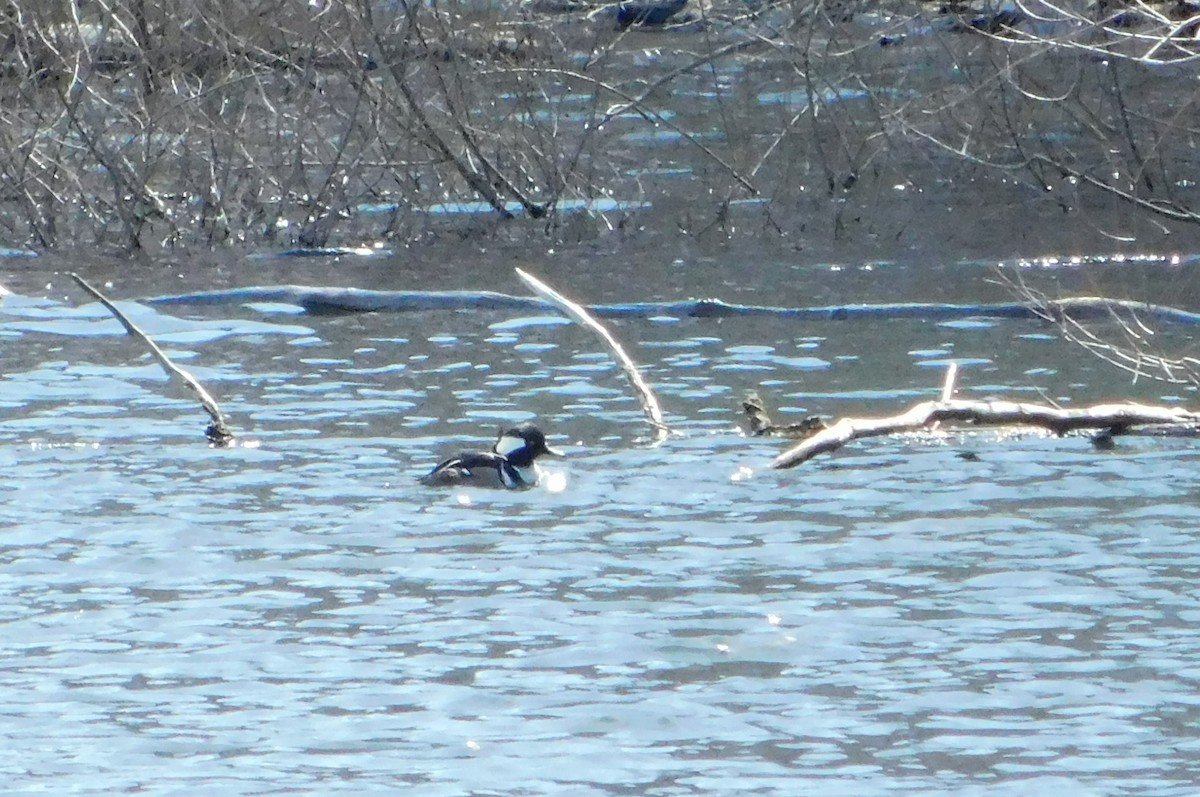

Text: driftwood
xmin=516 ymin=268 xmax=670 ymax=441
xmin=71 ymin=274 xmax=234 ymax=446
xmin=770 ymin=396 xmax=1200 ymax=468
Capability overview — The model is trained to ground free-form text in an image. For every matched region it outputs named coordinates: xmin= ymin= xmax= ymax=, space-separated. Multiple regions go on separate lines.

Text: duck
xmin=420 ymin=422 xmax=563 ymax=489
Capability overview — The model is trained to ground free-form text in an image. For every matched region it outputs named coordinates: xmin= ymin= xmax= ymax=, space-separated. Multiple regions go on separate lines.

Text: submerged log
xmin=770 ymin=397 xmax=1200 ymax=468
xmin=146 ymin=288 xmax=1200 ymax=327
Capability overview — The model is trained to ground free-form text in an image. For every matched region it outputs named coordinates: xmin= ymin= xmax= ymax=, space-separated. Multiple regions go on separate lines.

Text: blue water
xmin=2 ymin=255 xmax=1200 ymax=795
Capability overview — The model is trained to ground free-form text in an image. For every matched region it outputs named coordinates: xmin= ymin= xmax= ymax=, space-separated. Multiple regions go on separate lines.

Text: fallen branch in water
xmin=771 ymin=396 xmax=1200 ymax=469
xmin=516 ymin=267 xmax=670 ymax=442
xmin=71 ymin=274 xmax=234 ymax=446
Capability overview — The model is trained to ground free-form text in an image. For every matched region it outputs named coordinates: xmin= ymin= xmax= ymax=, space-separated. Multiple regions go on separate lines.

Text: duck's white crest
xmin=494 ymin=433 xmax=527 ymax=458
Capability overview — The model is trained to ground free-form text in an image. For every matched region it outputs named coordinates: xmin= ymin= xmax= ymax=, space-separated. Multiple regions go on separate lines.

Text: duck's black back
xmin=420 ymin=450 xmax=506 ymax=485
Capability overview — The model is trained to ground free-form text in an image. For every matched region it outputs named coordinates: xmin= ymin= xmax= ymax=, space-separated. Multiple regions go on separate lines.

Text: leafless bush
xmin=901 ymin=0 xmax=1200 ymax=230
xmin=0 ymin=0 xmax=597 ymax=249
xmin=0 ymin=0 xmax=1195 ymax=251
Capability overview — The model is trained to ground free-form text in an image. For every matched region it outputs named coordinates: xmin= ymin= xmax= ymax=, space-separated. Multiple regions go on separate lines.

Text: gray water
xmin=3 ymin=250 xmax=1200 ymax=796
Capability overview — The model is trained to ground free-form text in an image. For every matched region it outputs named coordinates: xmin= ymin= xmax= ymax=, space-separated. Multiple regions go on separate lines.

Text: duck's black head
xmin=493 ymin=422 xmax=564 ymax=467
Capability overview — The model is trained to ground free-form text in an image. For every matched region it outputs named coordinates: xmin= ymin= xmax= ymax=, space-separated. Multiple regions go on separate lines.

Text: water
xmin=3 ymin=251 xmax=1200 ymax=795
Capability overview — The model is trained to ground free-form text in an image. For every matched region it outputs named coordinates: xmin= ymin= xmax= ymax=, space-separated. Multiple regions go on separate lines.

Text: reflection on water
xmin=3 ymin=253 xmax=1200 ymax=795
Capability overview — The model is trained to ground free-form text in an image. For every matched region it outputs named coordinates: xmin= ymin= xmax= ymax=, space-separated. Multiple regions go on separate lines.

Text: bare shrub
xmin=0 ymin=0 xmax=1195 ymax=251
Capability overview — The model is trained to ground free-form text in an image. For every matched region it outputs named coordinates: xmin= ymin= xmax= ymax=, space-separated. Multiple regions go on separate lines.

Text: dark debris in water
xmin=742 ymin=391 xmax=828 ymax=439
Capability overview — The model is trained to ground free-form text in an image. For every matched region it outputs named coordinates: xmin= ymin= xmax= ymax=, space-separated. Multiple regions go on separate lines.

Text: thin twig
xmin=995 ymin=268 xmax=1200 ymax=386
xmin=940 ymin=362 xmax=959 ymax=402
xmin=71 ymin=273 xmax=234 ymax=445
xmin=502 ymin=63 xmax=759 ymax=201
xmin=515 ymin=268 xmax=669 ymax=441
xmin=928 ymin=361 xmax=960 ymax=432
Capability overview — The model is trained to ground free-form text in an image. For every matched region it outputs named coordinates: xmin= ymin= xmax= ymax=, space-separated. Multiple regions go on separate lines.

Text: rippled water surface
xmin=4 ymin=251 xmax=1200 ymax=795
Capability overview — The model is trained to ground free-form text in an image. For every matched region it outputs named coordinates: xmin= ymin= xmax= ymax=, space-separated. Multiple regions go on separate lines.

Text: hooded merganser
xmin=420 ymin=422 xmax=564 ymax=489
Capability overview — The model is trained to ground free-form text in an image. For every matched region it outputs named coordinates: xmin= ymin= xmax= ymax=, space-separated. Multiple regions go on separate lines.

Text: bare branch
xmin=996 ymin=268 xmax=1200 ymax=387
xmin=71 ymin=273 xmax=234 ymax=445
xmin=772 ymin=398 xmax=1200 ymax=468
xmin=516 ymin=267 xmax=669 ymax=441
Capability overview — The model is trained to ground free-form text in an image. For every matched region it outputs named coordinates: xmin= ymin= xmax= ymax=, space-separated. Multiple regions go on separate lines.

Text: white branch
xmin=771 ymin=398 xmax=1200 ymax=469
xmin=516 ymin=268 xmax=669 ymax=441
xmin=72 ymin=273 xmax=233 ymax=445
